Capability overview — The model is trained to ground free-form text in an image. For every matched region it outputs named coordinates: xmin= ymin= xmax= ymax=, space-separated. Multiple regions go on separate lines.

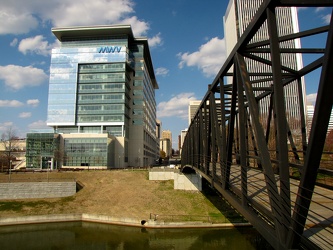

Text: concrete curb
xmin=0 ymin=214 xmax=252 ymax=229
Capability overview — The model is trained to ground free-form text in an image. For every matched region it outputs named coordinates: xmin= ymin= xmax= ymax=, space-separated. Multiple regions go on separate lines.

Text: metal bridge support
xmin=181 ymin=1 xmax=333 ymax=249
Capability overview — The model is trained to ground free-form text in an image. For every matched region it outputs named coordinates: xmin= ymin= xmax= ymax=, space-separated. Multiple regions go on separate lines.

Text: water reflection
xmin=0 ymin=222 xmax=269 ymax=249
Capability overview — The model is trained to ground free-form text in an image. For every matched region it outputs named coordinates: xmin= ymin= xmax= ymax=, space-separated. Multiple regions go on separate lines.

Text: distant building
xmin=161 ymin=130 xmax=172 ymax=157
xmin=180 ymin=129 xmax=188 ymax=155
xmin=26 ymin=25 xmax=159 ymax=169
xmin=307 ymin=105 xmax=333 ymax=138
xmin=162 ymin=130 xmax=172 ymax=141
xmin=188 ymin=101 xmax=201 ymax=125
xmin=0 ymin=138 xmax=26 ymax=170
xmin=160 ymin=138 xmax=172 ymax=158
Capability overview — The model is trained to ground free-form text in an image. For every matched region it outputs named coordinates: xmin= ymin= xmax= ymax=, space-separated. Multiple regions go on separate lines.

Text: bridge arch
xmin=181 ymin=165 xmax=196 ymax=174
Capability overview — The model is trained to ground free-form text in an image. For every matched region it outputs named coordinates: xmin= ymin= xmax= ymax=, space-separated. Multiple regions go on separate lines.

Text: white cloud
xmin=47 ymin=0 xmax=134 ymax=27
xmin=0 ymin=9 xmax=38 ymax=35
xmin=149 ymin=32 xmax=162 ymax=47
xmin=0 ymin=0 xmax=150 ymax=36
xmin=10 ymin=38 xmax=18 ymax=47
xmin=18 ymin=35 xmax=58 ymax=56
xmin=322 ymin=14 xmax=331 ymax=24
xmin=315 ymin=7 xmax=326 ymax=13
xmin=0 ymin=65 xmax=48 ymax=90
xmin=27 ymin=99 xmax=40 ymax=107
xmin=0 ymin=122 xmax=14 ymax=132
xmin=0 ymin=100 xmax=24 ymax=107
xmin=28 ymin=120 xmax=48 ymax=130
xmin=19 ymin=112 xmax=32 ymax=118
xmin=178 ymin=37 xmax=226 ymax=78
xmin=307 ymin=93 xmax=317 ymax=105
xmin=122 ymin=16 xmax=150 ymax=36
xmin=157 ymin=92 xmax=197 ymax=119
xmin=155 ymin=67 xmax=169 ymax=77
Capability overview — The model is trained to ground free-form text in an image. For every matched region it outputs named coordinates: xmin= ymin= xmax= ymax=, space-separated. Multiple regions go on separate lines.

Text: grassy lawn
xmin=0 ymin=170 xmax=246 ymax=224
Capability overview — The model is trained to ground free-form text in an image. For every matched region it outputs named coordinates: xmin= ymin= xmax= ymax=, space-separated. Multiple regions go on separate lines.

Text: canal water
xmin=0 ymin=221 xmax=272 ymax=249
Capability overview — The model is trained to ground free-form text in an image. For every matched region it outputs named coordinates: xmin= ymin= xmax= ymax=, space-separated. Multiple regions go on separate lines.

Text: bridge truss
xmin=181 ymin=1 xmax=333 ymax=249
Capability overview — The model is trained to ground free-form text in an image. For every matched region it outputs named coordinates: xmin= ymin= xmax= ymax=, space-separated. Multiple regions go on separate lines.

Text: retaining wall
xmin=0 ymin=213 xmax=251 ymax=228
xmin=174 ymin=172 xmax=202 ymax=191
xmin=149 ymin=168 xmax=202 ymax=191
xmin=149 ymin=168 xmax=175 ymax=180
xmin=0 ymin=182 xmax=76 ymax=199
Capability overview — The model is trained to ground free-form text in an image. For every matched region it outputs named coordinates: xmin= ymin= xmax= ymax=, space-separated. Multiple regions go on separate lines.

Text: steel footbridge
xmin=181 ymin=1 xmax=333 ymax=249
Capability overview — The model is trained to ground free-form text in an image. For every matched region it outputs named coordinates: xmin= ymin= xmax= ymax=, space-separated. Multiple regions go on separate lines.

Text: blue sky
xmin=0 ymin=0 xmax=331 ymax=149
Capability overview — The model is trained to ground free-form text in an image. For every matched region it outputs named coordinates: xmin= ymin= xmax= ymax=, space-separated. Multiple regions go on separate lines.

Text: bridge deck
xmin=228 ymin=166 xmax=333 ymax=249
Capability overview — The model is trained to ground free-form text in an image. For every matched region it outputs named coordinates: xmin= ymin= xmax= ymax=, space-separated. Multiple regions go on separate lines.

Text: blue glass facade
xmin=40 ymin=25 xmax=159 ymax=168
xmin=47 ymin=46 xmax=128 ymax=126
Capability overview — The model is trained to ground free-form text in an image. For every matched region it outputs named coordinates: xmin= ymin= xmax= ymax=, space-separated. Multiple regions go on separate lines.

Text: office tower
xmin=307 ymin=105 xmax=333 ymax=137
xmin=27 ymin=25 xmax=159 ymax=169
xmin=179 ymin=129 xmax=188 ymax=154
xmin=162 ymin=130 xmax=172 ymax=142
xmin=224 ymin=0 xmax=306 ymax=131
xmin=160 ymin=130 xmax=172 ymax=157
xmin=188 ymin=100 xmax=201 ymax=125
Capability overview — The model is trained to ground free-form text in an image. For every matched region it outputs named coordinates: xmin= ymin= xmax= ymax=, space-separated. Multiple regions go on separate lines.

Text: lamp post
xmin=9 ymin=160 xmax=12 ymax=183
xmin=47 ymin=160 xmax=51 ymax=182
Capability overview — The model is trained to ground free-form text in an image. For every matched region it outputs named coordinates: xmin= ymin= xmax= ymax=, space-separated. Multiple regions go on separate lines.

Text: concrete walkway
xmin=0 ymin=213 xmax=252 ymax=229
xmin=228 ymin=166 xmax=333 ymax=249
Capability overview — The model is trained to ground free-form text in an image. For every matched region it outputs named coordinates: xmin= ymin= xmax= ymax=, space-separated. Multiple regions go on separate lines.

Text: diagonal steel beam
xmin=246 ymin=25 xmax=329 ymax=49
xmin=235 ymin=52 xmax=284 ymax=241
xmin=287 ymin=10 xmax=333 ymax=249
xmin=266 ymin=5 xmax=291 ymax=242
xmin=236 ymin=64 xmax=249 ymax=207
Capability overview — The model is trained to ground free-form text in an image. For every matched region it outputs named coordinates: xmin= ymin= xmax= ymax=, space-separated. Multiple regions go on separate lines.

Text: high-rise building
xmin=307 ymin=105 xmax=333 ymax=138
xmin=160 ymin=130 xmax=172 ymax=157
xmin=224 ymin=0 xmax=306 ymax=130
xmin=160 ymin=138 xmax=172 ymax=158
xmin=188 ymin=100 xmax=201 ymax=125
xmin=26 ymin=25 xmax=159 ymax=169
xmin=179 ymin=129 xmax=188 ymax=155
xmin=161 ymin=130 xmax=172 ymax=142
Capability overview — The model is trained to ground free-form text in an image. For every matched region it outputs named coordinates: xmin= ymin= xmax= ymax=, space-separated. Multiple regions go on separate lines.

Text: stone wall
xmin=0 ymin=182 xmax=76 ymax=199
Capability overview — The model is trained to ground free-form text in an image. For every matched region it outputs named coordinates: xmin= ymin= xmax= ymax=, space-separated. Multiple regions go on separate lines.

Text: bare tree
xmin=0 ymin=126 xmax=19 ymax=171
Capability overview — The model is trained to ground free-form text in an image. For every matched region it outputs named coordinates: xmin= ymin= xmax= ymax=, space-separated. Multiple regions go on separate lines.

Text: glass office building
xmin=26 ymin=133 xmax=58 ymax=169
xmin=26 ymin=25 xmax=159 ymax=169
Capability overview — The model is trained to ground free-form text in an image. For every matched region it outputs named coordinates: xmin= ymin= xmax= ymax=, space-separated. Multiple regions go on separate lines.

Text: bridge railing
xmin=181 ymin=1 xmax=333 ymax=249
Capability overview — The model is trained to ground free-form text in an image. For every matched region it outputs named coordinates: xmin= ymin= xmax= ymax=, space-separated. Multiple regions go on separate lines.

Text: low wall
xmin=0 ymin=182 xmax=76 ymax=199
xmin=149 ymin=168 xmax=202 ymax=191
xmin=174 ymin=172 xmax=202 ymax=191
xmin=149 ymin=168 xmax=175 ymax=180
xmin=0 ymin=213 xmax=251 ymax=228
